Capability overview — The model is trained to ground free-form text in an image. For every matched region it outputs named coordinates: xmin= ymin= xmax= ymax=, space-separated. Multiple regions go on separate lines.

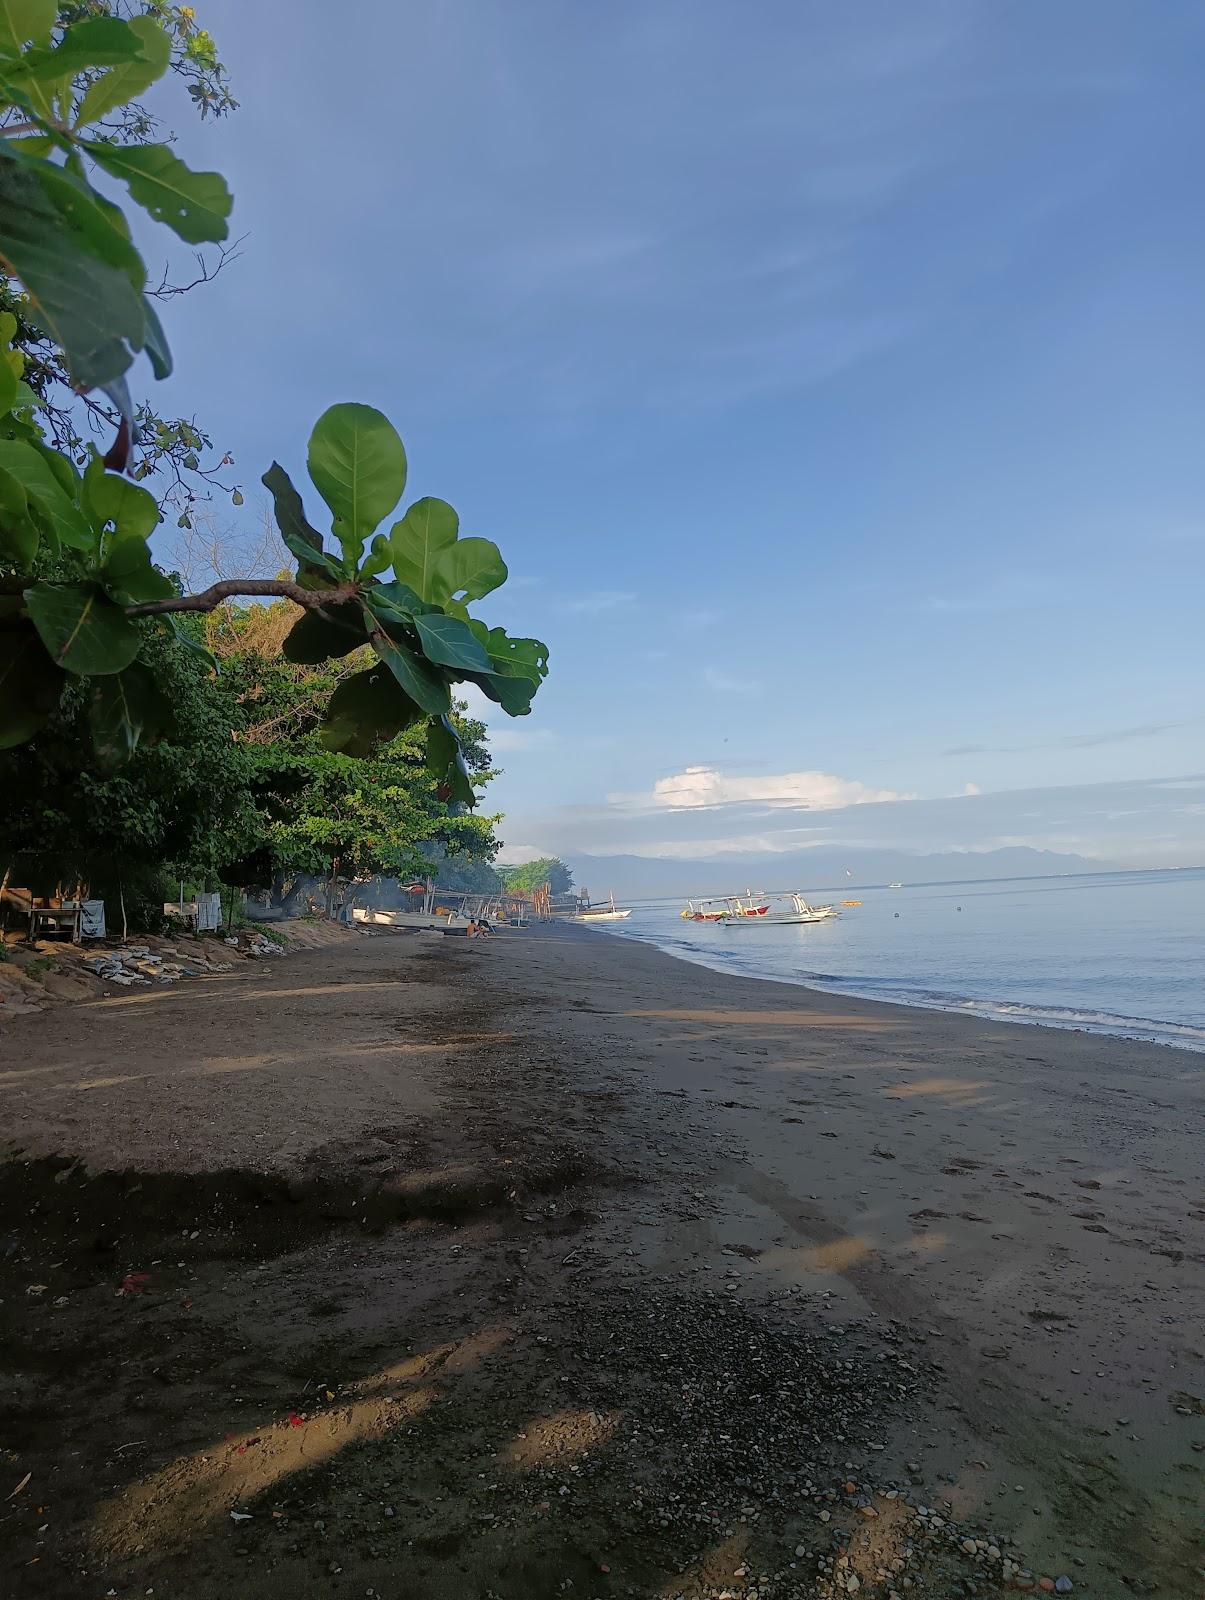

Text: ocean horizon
xmin=589 ymin=865 xmax=1205 ymax=1053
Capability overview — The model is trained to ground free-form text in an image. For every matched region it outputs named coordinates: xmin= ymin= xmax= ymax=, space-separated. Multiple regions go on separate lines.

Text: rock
xmin=962 ymin=1538 xmax=978 ymax=1555
xmin=1038 ymin=1581 xmax=1055 ymax=1594
xmin=1054 ymin=1581 xmax=1073 ymax=1594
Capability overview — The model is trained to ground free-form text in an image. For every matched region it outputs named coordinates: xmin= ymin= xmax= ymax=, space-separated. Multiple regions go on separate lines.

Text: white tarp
xmin=196 ymin=891 xmax=222 ymax=932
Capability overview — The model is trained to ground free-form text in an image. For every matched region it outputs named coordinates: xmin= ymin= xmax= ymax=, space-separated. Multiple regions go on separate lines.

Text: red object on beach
xmin=287 ymin=1413 xmax=304 ymax=1427
xmin=118 ymin=1272 xmax=149 ymax=1296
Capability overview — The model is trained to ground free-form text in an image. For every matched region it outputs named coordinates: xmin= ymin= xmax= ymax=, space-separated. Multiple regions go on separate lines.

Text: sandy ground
xmin=0 ymin=924 xmax=1200 ymax=1598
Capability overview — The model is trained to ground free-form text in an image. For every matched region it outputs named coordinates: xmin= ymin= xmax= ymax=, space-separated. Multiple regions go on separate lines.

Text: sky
xmin=137 ymin=1 xmax=1205 ymax=869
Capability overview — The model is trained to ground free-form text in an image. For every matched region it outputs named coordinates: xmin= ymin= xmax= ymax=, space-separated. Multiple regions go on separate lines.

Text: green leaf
xmin=261 ymin=460 xmax=344 ymax=582
xmin=428 ymin=536 xmax=508 ymax=605
xmin=0 ymin=462 xmax=38 ymax=562
xmin=101 ymin=534 xmax=175 ymax=604
xmin=365 ymin=579 xmax=436 ymax=621
xmin=74 ymin=14 xmax=170 ymax=128
xmin=367 ymin=626 xmax=452 ymax=717
xmin=86 ymin=141 xmax=232 ymax=246
xmin=23 ymin=581 xmax=141 ymax=674
xmin=386 ymin=497 xmax=458 ymax=601
xmin=319 ymin=663 xmax=422 ymax=756
xmin=281 ymin=602 xmax=365 ymax=665
xmin=88 ymin=659 xmax=170 ymax=768
xmin=470 ymin=623 xmax=550 ymax=686
xmin=0 ymin=139 xmax=149 ymax=389
xmin=0 ymin=626 xmax=63 ymax=749
xmin=15 ymin=16 xmax=147 ymax=79
xmin=0 ymin=438 xmax=90 ymax=549
xmin=307 ymin=403 xmax=407 ymax=562
xmin=0 ymin=0 xmax=54 ymax=57
xmin=426 ymin=714 xmax=475 ymax=807
xmin=0 ymin=344 xmax=15 ymax=413
xmin=84 ymin=457 xmax=159 ymax=539
xmin=163 ymin=613 xmax=215 ymax=672
xmin=412 ymin=611 xmax=492 ymax=674
xmin=141 ymin=294 xmax=171 ymax=380
xmin=465 ymin=666 xmax=540 ymax=717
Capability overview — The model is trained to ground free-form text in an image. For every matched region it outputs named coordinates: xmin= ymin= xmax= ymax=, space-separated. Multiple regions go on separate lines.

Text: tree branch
xmin=125 ymin=580 xmax=359 ymax=617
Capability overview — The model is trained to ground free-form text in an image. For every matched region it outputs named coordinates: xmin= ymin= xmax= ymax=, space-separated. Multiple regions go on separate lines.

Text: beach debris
xmin=229 ymin=1510 xmax=253 ymax=1523
xmin=118 ymin=1272 xmax=150 ymax=1296
xmin=7 ymin=1471 xmax=30 ymax=1499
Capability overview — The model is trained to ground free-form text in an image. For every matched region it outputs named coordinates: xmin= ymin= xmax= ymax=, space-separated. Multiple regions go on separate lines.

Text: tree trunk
xmin=325 ymin=855 xmax=341 ymax=920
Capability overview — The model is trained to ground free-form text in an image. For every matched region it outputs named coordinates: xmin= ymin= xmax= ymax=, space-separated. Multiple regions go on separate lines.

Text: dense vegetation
xmin=499 ymin=858 xmax=574 ymax=896
xmin=0 ymin=3 xmax=545 ymax=927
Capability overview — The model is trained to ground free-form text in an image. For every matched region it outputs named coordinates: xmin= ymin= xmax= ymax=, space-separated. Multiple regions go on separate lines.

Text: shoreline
xmin=1 ymin=924 xmax=1200 ymax=1596
xmin=592 ymin=920 xmax=1205 ymax=1053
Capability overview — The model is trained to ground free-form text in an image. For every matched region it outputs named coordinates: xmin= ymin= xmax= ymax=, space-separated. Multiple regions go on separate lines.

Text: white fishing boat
xmin=888 ymin=882 xmax=903 ymax=890
xmin=681 ymin=895 xmax=769 ymax=922
xmin=575 ymin=890 xmax=632 ymax=922
xmin=719 ymin=892 xmax=836 ymax=926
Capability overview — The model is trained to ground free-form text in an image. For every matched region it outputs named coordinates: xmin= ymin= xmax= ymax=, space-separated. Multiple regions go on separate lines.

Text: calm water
xmin=593 ymin=868 xmax=1205 ymax=1052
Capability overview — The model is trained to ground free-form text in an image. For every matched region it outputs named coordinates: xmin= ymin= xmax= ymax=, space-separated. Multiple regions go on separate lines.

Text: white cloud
xmin=614 ymin=763 xmax=909 ymax=812
xmin=961 ymin=781 xmax=981 ymax=796
xmin=496 ymin=844 xmax=553 ymax=865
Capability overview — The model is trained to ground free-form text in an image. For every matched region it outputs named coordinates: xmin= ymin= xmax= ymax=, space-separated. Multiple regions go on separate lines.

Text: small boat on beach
xmin=575 ymin=891 xmax=632 ymax=922
xmin=718 ymin=892 xmax=836 ymax=926
xmin=681 ymin=896 xmax=769 ymax=921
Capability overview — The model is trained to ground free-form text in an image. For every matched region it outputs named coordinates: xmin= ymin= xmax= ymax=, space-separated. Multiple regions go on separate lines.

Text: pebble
xmin=1054 ymin=1580 xmax=1074 ymax=1594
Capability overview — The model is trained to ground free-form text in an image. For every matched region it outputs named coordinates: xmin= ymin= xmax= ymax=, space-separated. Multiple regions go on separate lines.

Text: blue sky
xmin=139 ymin=1 xmax=1205 ymax=867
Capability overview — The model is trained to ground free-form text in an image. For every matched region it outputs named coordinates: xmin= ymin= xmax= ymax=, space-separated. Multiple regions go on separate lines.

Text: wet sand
xmin=0 ymin=923 xmax=1200 ymax=1596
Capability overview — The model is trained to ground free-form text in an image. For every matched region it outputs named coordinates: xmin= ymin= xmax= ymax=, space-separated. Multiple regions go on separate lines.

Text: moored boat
xmin=681 ymin=896 xmax=770 ymax=921
xmin=575 ymin=890 xmax=632 ymax=922
xmin=719 ymin=892 xmax=836 ymax=926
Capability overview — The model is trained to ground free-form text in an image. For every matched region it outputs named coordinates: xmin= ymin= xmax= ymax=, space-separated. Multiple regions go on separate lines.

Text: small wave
xmin=600 ymin=924 xmax=1205 ymax=1052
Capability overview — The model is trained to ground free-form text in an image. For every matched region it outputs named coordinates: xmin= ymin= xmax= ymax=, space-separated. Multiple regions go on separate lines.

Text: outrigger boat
xmin=681 ymin=895 xmax=769 ymax=922
xmin=719 ymin=892 xmax=836 ymax=926
xmin=575 ymin=890 xmax=632 ymax=922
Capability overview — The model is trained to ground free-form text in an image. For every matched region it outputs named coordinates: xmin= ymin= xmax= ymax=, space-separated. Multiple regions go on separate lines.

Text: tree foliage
xmin=499 ymin=857 xmax=574 ymax=896
xmin=0 ymin=4 xmax=548 ymax=794
xmin=1 ymin=0 xmax=240 ymax=516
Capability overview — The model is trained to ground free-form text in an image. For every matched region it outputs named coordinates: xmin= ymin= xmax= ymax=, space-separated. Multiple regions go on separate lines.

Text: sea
xmin=591 ymin=867 xmax=1205 ymax=1053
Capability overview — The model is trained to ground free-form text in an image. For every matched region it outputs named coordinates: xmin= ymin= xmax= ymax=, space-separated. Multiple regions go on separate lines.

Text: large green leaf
xmin=281 ymin=602 xmax=365 ymax=665
xmin=0 ymin=461 xmax=38 ymax=563
xmin=307 ymin=403 xmax=407 ymax=562
xmin=13 ymin=16 xmax=146 ymax=80
xmin=470 ymin=622 xmax=550 ymax=685
xmin=0 ymin=626 xmax=63 ymax=749
xmin=465 ymin=666 xmax=540 ymax=717
xmin=73 ymin=13 xmax=170 ymax=127
xmin=319 ymin=663 xmax=422 ymax=757
xmin=0 ymin=0 xmax=53 ymax=57
xmin=367 ymin=625 xmax=452 ymax=717
xmin=412 ymin=611 xmax=492 ymax=674
xmin=141 ymin=294 xmax=171 ymax=380
xmin=88 ymin=659 xmax=170 ymax=768
xmin=261 ymin=461 xmax=344 ymax=583
xmin=86 ymin=141 xmax=232 ymax=246
xmin=0 ymin=438 xmax=89 ymax=549
xmin=164 ymin=614 xmax=216 ymax=673
xmin=426 ymin=714 xmax=475 ymax=807
xmin=0 ymin=140 xmax=149 ymax=388
xmin=84 ymin=457 xmax=159 ymax=539
xmin=23 ymin=580 xmax=141 ymax=674
xmin=428 ymin=536 xmax=508 ymax=605
xmin=101 ymin=534 xmax=175 ymax=604
xmin=386 ymin=497 xmax=458 ymax=601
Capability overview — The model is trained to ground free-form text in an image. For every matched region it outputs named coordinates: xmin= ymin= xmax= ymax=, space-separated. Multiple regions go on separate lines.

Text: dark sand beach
xmin=1 ymin=924 xmax=1201 ymax=1598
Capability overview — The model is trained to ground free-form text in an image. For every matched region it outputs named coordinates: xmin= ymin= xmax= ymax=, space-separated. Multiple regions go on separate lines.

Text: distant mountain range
xmin=568 ymin=846 xmax=1121 ymax=901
